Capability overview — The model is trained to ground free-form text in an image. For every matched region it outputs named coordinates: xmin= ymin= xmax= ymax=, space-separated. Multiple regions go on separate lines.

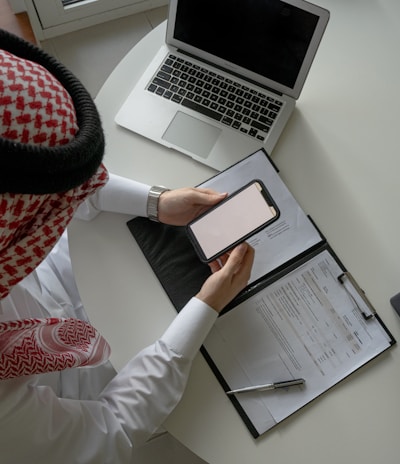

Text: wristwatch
xmin=147 ymin=185 xmax=170 ymax=222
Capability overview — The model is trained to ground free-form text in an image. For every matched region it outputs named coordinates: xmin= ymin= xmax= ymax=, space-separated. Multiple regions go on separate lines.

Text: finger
xmin=209 ymin=260 xmax=222 ymax=273
xmin=192 ymin=189 xmax=227 ymax=206
xmin=217 ymin=253 xmax=230 ymax=267
xmin=221 ymin=243 xmax=249 ymax=274
xmin=195 ymin=187 xmax=226 ymax=196
xmin=239 ymin=244 xmax=255 ymax=275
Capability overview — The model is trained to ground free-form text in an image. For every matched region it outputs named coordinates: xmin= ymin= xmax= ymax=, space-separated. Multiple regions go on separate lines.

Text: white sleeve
xmin=0 ymin=298 xmax=217 ymax=463
xmin=0 ymin=375 xmax=133 ymax=464
xmin=99 ymin=298 xmax=217 ymax=446
xmin=74 ymin=173 xmax=152 ymax=220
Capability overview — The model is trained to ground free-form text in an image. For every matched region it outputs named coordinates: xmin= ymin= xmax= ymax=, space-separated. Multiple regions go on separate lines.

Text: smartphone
xmin=187 ymin=180 xmax=279 ymax=262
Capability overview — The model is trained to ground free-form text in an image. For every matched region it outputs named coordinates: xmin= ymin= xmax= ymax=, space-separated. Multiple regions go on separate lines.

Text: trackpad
xmin=162 ymin=111 xmax=221 ymax=159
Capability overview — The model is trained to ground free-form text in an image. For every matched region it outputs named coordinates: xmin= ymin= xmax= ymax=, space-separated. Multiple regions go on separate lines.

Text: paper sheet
xmin=204 ymin=249 xmax=392 ymax=435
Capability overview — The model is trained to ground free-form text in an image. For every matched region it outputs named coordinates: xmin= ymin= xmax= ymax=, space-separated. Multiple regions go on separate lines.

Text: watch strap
xmin=147 ymin=185 xmax=169 ymax=222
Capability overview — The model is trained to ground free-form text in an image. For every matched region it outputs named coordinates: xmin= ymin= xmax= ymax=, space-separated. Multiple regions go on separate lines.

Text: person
xmin=0 ymin=29 xmax=254 ymax=463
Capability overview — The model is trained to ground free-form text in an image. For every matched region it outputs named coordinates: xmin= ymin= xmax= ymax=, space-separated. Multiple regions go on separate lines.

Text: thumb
xmin=223 ymin=243 xmax=249 ymax=275
xmin=195 ymin=189 xmax=227 ymax=206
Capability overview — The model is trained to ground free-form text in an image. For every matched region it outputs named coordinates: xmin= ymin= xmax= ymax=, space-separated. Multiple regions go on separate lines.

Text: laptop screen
xmin=168 ymin=0 xmax=329 ymax=99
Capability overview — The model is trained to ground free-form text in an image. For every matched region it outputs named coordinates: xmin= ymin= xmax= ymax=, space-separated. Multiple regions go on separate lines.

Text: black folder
xmin=127 ymin=149 xmax=395 ymax=438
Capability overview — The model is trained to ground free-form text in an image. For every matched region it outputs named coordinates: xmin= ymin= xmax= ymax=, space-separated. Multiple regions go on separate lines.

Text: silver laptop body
xmin=116 ymin=0 xmax=329 ymax=171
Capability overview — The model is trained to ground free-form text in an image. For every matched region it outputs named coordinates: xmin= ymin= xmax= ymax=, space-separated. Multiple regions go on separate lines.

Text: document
xmin=203 ymin=249 xmax=393 ymax=435
xmin=128 ymin=148 xmax=396 ymax=438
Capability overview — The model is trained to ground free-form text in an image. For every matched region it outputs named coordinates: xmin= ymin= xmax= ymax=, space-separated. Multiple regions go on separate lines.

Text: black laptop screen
xmin=174 ymin=0 xmax=319 ymax=89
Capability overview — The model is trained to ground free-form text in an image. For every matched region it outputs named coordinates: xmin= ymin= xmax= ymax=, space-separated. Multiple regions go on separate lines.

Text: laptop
xmin=115 ymin=0 xmax=329 ymax=171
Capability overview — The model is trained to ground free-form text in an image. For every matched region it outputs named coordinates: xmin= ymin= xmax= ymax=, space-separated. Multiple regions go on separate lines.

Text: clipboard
xmin=127 ymin=149 xmax=395 ymax=438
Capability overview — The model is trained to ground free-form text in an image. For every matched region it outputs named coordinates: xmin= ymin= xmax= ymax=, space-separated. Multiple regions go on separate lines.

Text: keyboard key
xmin=161 ymin=65 xmax=173 ymax=74
xmin=153 ymin=77 xmax=171 ymax=89
xmin=251 ymin=120 xmax=270 ymax=133
xmin=268 ymin=103 xmax=281 ymax=112
xmin=232 ymin=121 xmax=241 ymax=129
xmin=171 ymin=94 xmax=183 ymax=104
xmin=259 ymin=115 xmax=274 ymax=126
xmin=221 ymin=116 xmax=233 ymax=126
xmin=181 ymin=98 xmax=222 ymax=121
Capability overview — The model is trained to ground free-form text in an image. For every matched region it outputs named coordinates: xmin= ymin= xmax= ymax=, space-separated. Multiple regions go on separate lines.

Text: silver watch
xmin=147 ymin=186 xmax=170 ymax=222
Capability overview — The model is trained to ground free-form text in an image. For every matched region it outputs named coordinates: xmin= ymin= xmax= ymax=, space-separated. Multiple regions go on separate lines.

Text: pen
xmin=226 ymin=378 xmax=305 ymax=395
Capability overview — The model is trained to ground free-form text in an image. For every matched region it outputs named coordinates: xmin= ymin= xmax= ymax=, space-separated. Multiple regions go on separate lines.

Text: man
xmin=0 ymin=29 xmax=254 ymax=463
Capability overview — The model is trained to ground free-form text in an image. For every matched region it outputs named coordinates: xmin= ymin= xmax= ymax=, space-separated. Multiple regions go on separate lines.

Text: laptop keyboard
xmin=147 ymin=54 xmax=283 ymax=142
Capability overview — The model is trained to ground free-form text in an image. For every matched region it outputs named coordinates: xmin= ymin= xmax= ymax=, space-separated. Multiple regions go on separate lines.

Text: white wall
xmin=8 ymin=0 xmax=26 ymax=13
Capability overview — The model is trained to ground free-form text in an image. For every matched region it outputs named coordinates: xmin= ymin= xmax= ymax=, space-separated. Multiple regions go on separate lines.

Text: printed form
xmin=204 ymin=249 xmax=392 ymax=435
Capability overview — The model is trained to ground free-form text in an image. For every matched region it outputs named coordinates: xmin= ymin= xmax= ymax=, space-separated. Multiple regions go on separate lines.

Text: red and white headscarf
xmin=0 ymin=32 xmax=111 ymax=380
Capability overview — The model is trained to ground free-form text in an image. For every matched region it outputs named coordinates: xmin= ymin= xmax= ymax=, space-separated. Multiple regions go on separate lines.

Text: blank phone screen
xmin=189 ymin=182 xmax=276 ymax=260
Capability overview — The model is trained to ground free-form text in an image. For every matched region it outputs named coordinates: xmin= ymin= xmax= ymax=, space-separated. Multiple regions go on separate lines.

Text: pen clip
xmin=338 ymin=272 xmax=375 ymax=321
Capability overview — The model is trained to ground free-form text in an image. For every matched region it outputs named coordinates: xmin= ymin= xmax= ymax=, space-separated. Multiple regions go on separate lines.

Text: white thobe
xmin=0 ymin=174 xmax=216 ymax=463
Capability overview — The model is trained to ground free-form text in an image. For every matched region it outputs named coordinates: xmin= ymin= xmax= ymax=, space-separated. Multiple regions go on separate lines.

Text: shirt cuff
xmin=160 ymin=297 xmax=218 ymax=361
xmin=94 ymin=173 xmax=151 ymax=217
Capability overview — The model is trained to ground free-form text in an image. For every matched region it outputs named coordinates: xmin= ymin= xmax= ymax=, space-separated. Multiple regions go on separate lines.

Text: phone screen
xmin=188 ymin=181 xmax=278 ymax=261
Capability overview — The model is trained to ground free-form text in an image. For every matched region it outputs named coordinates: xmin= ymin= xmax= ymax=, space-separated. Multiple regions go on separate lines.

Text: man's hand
xmin=158 ymin=187 xmax=227 ymax=225
xmin=196 ymin=243 xmax=255 ymax=313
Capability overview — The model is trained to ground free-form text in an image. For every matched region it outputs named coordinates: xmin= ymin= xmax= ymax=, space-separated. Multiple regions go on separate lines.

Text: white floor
xmin=41 ymin=6 xmax=168 ymax=98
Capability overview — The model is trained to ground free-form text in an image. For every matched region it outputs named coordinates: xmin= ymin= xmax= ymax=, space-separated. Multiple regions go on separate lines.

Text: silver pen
xmin=226 ymin=378 xmax=305 ymax=395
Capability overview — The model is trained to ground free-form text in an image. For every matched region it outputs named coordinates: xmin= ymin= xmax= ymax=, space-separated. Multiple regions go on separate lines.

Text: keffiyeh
xmin=0 ymin=30 xmax=110 ymax=380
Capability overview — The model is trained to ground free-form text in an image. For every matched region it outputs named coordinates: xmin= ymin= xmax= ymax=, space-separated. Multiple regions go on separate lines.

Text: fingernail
xmin=237 ymin=242 xmax=247 ymax=253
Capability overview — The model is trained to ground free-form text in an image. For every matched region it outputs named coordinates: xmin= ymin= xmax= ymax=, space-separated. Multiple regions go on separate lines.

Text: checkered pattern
xmin=0 ymin=49 xmax=78 ymax=146
xmin=0 ymin=165 xmax=109 ymax=299
xmin=0 ymin=48 xmax=110 ymax=380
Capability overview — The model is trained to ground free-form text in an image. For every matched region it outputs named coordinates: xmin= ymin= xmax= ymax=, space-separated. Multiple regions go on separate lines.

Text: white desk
xmin=69 ymin=1 xmax=400 ymax=462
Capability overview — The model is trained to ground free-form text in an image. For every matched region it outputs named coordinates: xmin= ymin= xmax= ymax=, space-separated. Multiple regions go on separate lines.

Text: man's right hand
xmin=196 ymin=243 xmax=254 ymax=313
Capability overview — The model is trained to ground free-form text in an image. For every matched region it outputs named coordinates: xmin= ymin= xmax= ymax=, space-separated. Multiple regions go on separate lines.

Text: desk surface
xmin=69 ymin=1 xmax=400 ymax=462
